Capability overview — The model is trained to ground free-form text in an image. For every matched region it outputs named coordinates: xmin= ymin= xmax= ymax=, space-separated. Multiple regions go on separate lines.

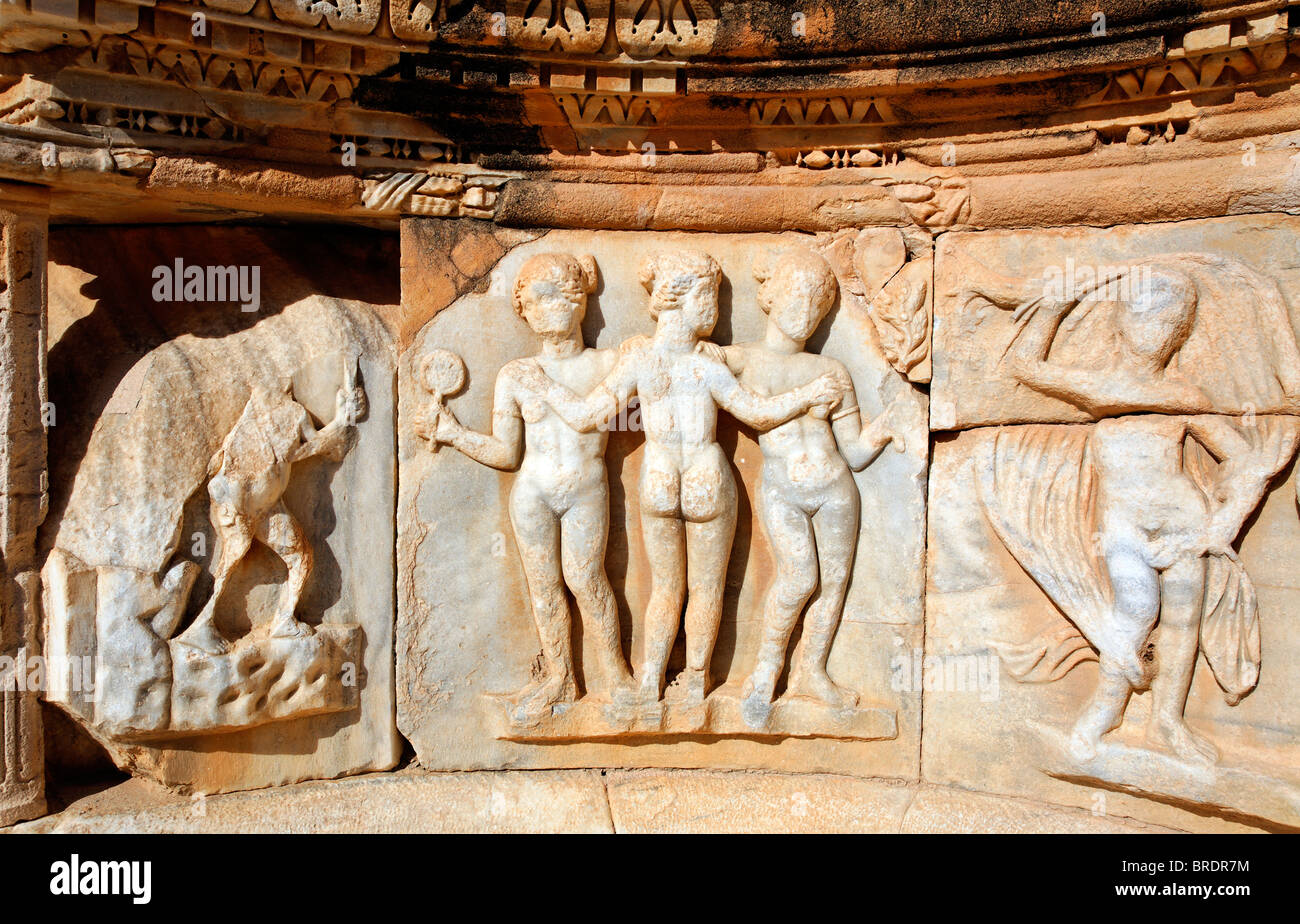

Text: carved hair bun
xmin=575 ymin=254 xmax=598 ymax=294
xmin=638 ymin=250 xmax=722 ymax=297
xmin=513 ymin=252 xmax=598 ymax=317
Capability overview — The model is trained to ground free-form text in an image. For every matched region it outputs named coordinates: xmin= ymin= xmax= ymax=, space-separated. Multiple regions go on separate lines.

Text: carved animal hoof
xmin=270 ymin=617 xmax=314 ymax=641
xmin=175 ymin=622 xmax=232 ymax=656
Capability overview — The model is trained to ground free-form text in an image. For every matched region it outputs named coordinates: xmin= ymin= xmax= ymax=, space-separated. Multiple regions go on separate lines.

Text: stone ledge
xmin=3 ymin=769 xmax=1193 ymax=834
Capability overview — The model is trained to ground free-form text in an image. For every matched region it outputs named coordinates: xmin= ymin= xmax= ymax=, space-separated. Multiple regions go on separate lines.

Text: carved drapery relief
xmin=926 ymin=214 xmax=1300 ymax=829
xmin=932 ymin=217 xmax=1300 ymax=429
xmin=398 ymin=229 xmax=927 ymax=776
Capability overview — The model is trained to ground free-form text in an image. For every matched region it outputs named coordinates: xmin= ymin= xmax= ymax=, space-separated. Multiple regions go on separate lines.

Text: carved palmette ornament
xmin=509 ymin=0 xmax=611 ymax=54
xmin=390 ymin=0 xmax=449 ymax=40
xmin=615 ymin=0 xmax=717 ymax=59
xmin=868 ymin=259 xmax=931 ymax=381
xmin=269 ymin=0 xmax=383 ymax=34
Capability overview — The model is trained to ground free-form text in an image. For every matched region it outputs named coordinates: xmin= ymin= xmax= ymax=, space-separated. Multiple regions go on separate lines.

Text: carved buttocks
xmin=926 ymin=214 xmax=1300 ymax=831
xmin=398 ymin=229 xmax=928 ymax=776
xmin=38 ymin=226 xmax=400 ymax=794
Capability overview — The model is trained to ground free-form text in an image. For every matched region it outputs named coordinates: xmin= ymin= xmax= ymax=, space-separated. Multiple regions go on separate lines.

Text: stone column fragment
xmin=0 ymin=183 xmax=48 ymax=827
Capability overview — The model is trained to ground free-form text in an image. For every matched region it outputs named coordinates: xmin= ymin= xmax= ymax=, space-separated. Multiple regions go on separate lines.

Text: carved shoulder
xmin=721 ymin=342 xmax=752 ymax=376
xmin=694 ymin=339 xmax=727 ymax=366
xmin=618 ymin=334 xmax=652 ymax=356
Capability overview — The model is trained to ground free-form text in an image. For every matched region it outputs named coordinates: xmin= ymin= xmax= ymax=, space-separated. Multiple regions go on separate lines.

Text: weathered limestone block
xmin=926 ymin=427 xmax=1300 ymax=831
xmin=397 ymin=227 xmax=927 ymax=778
xmin=925 ymin=215 xmax=1300 ymax=830
xmin=0 ymin=185 xmax=48 ymax=826
xmin=167 ymin=625 xmax=361 ymax=737
xmin=931 ymin=214 xmax=1300 ymax=429
xmin=13 ymin=768 xmax=1187 ymax=834
xmin=38 ymin=226 xmax=401 ymax=794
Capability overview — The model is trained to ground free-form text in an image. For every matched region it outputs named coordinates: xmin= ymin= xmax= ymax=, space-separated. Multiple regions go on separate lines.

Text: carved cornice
xmin=0 ymin=0 xmax=1298 ymax=226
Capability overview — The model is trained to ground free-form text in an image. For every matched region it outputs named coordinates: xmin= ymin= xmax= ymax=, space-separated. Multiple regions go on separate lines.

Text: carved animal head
xmin=754 ymin=247 xmax=838 ymax=342
xmin=638 ymin=249 xmax=722 ymax=336
xmin=512 ymin=252 xmax=598 ymax=340
xmin=1116 ymin=267 xmax=1198 ymax=368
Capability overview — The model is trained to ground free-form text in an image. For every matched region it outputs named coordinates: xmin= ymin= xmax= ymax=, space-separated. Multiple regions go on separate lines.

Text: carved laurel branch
xmin=360 ymin=171 xmax=504 ymax=217
xmin=867 ymin=260 xmax=931 ymax=379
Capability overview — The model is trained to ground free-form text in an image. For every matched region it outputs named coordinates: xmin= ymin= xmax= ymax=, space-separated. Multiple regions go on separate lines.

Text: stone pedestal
xmin=0 ymin=183 xmax=47 ymax=826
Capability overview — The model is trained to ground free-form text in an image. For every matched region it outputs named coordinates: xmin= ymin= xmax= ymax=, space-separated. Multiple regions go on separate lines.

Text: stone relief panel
xmin=925 ymin=215 xmax=1300 ymax=831
xmin=37 ymin=227 xmax=401 ymax=794
xmin=398 ymin=228 xmax=927 ymax=776
xmin=931 ymin=215 xmax=1300 ymax=429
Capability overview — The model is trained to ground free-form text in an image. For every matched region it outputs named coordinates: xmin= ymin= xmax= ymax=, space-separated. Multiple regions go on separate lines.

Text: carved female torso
xmin=1092 ymin=415 xmax=1208 ymax=565
xmin=726 ymin=343 xmax=853 ymax=505
xmin=507 ymin=348 xmax=616 ymax=511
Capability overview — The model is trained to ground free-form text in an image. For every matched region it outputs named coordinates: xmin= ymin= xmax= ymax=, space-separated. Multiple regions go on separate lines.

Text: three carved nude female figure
xmin=420 ymin=245 xmax=906 ymax=728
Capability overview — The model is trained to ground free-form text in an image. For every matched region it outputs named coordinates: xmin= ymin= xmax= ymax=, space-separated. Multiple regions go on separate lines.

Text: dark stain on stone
xmin=355 ymin=58 xmax=547 ymax=157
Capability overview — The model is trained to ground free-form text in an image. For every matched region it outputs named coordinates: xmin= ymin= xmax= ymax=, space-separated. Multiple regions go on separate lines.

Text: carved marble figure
xmin=959 ymin=253 xmax=1300 ymax=765
xmin=422 ymin=252 xmax=634 ymax=723
xmin=177 ymin=360 xmax=366 ymax=654
xmin=724 ymin=247 xmax=906 ymax=726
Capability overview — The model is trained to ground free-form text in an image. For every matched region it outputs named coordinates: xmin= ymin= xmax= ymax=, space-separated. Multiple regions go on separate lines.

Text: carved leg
xmin=1147 ymin=555 xmax=1217 ymax=764
xmin=175 ymin=502 xmax=254 ymax=654
xmin=507 ymin=484 xmax=577 ymax=721
xmin=1067 ymin=658 xmax=1132 ymax=763
xmin=1067 ymin=544 xmax=1158 ymax=760
xmin=742 ymin=481 xmax=817 ymax=722
xmin=560 ymin=487 xmax=632 ymax=698
xmin=635 ymin=512 xmax=686 ymax=705
xmin=261 ymin=501 xmax=315 ymax=640
xmin=787 ymin=478 xmax=860 ymax=710
xmin=668 ymin=481 xmax=737 ymax=708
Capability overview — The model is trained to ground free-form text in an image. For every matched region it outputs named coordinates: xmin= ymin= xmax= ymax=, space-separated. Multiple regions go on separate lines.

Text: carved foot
xmin=174 ymin=620 xmax=231 ymax=656
xmin=740 ymin=667 xmax=778 ymax=727
xmin=597 ymin=656 xmax=636 ymax=702
xmin=604 ymin=674 xmax=637 ymax=705
xmin=785 ymin=669 xmax=858 ymax=710
xmin=612 ymin=675 xmax=661 ymax=710
xmin=1147 ymin=718 xmax=1219 ymax=765
xmin=270 ymin=615 xmax=314 ymax=640
xmin=508 ymin=674 xmax=578 ymax=725
xmin=664 ymin=667 xmax=709 ymax=708
xmin=1066 ymin=728 xmax=1101 ymax=764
